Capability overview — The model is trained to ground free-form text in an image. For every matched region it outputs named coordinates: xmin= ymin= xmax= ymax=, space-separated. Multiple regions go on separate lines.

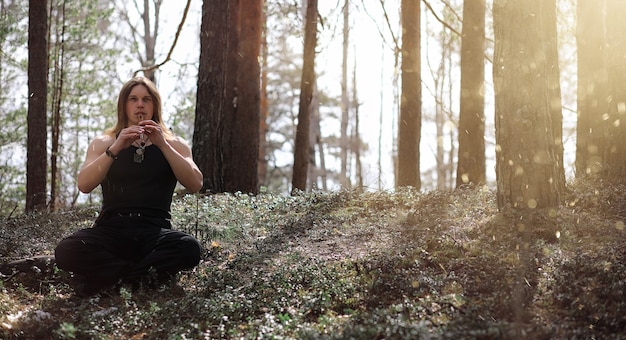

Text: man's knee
xmin=179 ymin=236 xmax=202 ymax=268
xmin=54 ymin=237 xmax=78 ymax=270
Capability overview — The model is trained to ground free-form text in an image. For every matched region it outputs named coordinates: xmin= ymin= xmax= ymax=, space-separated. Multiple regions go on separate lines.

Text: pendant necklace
xmin=134 ymin=133 xmax=146 ymax=163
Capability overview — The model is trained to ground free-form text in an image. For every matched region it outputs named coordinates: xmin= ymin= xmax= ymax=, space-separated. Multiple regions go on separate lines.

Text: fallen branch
xmin=0 ymin=255 xmax=56 ymax=282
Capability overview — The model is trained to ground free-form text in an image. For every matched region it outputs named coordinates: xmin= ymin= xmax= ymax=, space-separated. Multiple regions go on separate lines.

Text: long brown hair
xmin=106 ymin=76 xmax=173 ymax=139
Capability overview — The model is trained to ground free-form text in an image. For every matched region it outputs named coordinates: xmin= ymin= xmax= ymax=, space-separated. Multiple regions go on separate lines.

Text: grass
xmin=1 ymin=180 xmax=626 ymax=339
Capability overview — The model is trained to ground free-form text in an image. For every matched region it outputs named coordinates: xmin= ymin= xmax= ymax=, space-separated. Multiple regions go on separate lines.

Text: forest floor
xmin=1 ymin=179 xmax=626 ymax=339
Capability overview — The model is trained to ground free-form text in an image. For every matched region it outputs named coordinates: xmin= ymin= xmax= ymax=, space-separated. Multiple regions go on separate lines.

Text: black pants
xmin=55 ymin=215 xmax=202 ymax=290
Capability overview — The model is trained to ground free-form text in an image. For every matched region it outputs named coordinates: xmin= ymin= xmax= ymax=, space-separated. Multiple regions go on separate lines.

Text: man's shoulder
xmin=92 ymin=134 xmax=115 ymax=145
xmin=167 ymin=136 xmax=193 ymax=156
xmin=169 ymin=136 xmax=191 ymax=148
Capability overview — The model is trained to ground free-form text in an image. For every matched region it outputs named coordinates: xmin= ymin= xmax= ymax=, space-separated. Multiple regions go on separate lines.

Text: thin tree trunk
xmin=352 ymin=59 xmax=362 ymax=189
xmin=436 ymin=80 xmax=445 ymax=189
xmin=141 ymin=0 xmax=158 ymax=82
xmin=339 ymin=0 xmax=349 ymax=189
xmin=258 ymin=0 xmax=269 ymax=188
xmin=308 ymin=82 xmax=320 ymax=190
xmin=50 ymin=0 xmax=66 ymax=210
xmin=378 ymin=39 xmax=384 ymax=190
xmin=317 ymin=120 xmax=328 ymax=191
xmin=291 ymin=0 xmax=318 ymax=193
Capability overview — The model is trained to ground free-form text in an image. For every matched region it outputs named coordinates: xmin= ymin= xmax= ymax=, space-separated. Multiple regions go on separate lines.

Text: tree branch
xmin=133 ymin=0 xmax=191 ymax=76
xmin=422 ymin=0 xmax=461 ymax=37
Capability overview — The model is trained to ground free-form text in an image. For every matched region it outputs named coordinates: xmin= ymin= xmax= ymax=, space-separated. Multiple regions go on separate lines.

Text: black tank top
xmin=101 ymin=144 xmax=177 ymax=219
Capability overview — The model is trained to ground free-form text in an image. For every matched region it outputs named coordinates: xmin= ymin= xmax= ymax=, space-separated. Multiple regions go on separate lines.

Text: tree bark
xmin=26 ymin=0 xmax=49 ymax=212
xmin=193 ymin=0 xmax=229 ymax=193
xmin=141 ymin=0 xmax=159 ymax=82
xmin=575 ymin=0 xmax=608 ymax=178
xmin=456 ymin=0 xmax=486 ymax=187
xmin=308 ymin=84 xmax=320 ymax=190
xmin=193 ymin=0 xmax=261 ymax=194
xmin=397 ymin=0 xmax=421 ymax=189
xmin=493 ymin=0 xmax=561 ymax=211
xmin=223 ymin=0 xmax=261 ymax=193
xmin=291 ymin=0 xmax=318 ymax=193
xmin=603 ymin=0 xmax=626 ymax=180
xmin=541 ymin=0 xmax=566 ymax=193
xmin=50 ymin=0 xmax=67 ymax=211
xmin=258 ymin=0 xmax=269 ymax=188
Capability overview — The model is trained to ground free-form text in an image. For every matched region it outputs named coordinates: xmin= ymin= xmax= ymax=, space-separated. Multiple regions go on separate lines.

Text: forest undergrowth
xmin=1 ymin=179 xmax=626 ymax=339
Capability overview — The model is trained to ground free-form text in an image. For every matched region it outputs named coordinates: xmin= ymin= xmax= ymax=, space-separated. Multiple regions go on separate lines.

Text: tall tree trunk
xmin=119 ymin=0 xmax=161 ymax=82
xmin=603 ymin=0 xmax=626 ymax=180
xmin=141 ymin=0 xmax=158 ymax=82
xmin=258 ymin=0 xmax=269 ymax=188
xmin=223 ymin=0 xmax=261 ymax=193
xmin=291 ymin=0 xmax=318 ymax=193
xmin=456 ymin=0 xmax=486 ymax=187
xmin=493 ymin=0 xmax=561 ymax=211
xmin=541 ymin=0 xmax=565 ymax=193
xmin=339 ymin=0 xmax=349 ymax=189
xmin=308 ymin=84 xmax=320 ymax=190
xmin=436 ymin=77 xmax=445 ymax=189
xmin=194 ymin=0 xmax=261 ymax=194
xmin=50 ymin=0 xmax=66 ymax=210
xmin=310 ymin=79 xmax=328 ymax=191
xmin=397 ymin=0 xmax=421 ymax=189
xmin=316 ymin=118 xmax=328 ymax=191
xmin=194 ymin=0 xmax=229 ymax=193
xmin=575 ymin=0 xmax=608 ymax=177
xmin=306 ymin=96 xmax=328 ymax=191
xmin=352 ymin=60 xmax=363 ymax=190
xmin=378 ymin=39 xmax=385 ymax=191
xmin=26 ymin=0 xmax=48 ymax=212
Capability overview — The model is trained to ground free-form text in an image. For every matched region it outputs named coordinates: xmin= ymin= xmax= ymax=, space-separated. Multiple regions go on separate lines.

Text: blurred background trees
xmin=5 ymin=0 xmax=622 ymax=215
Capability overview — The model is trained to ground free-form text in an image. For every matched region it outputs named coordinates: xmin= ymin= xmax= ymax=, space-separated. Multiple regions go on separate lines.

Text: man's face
xmin=126 ymin=85 xmax=154 ymax=126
